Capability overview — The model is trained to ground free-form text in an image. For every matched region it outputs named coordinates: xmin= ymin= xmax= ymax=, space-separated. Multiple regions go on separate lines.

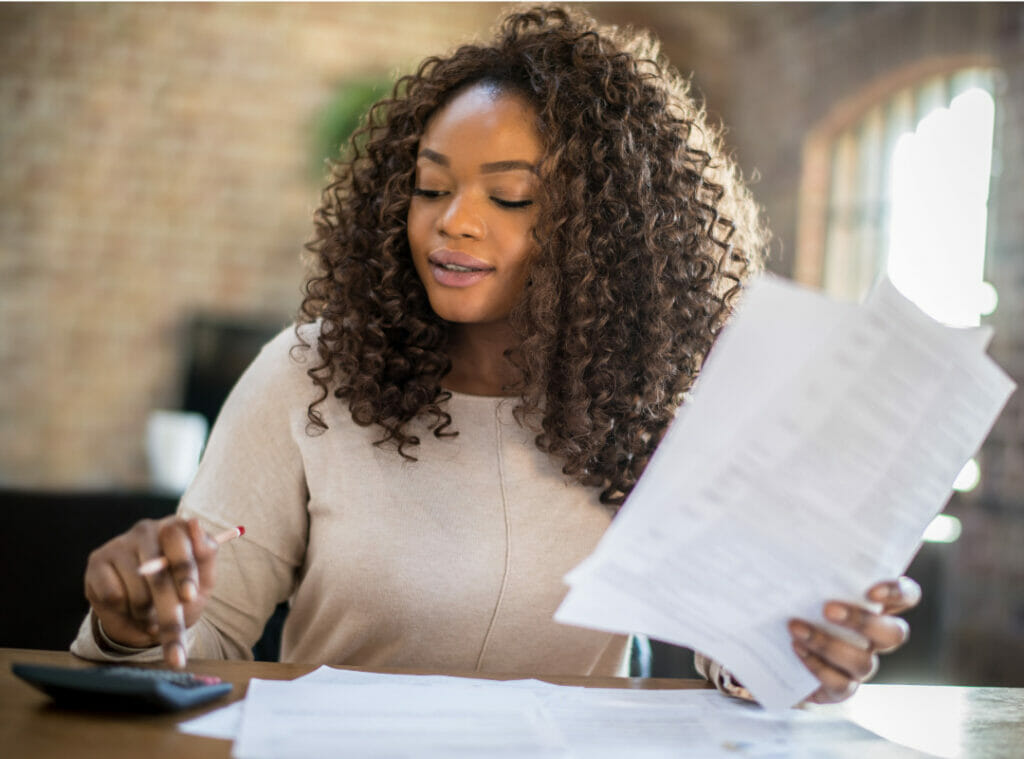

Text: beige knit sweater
xmin=72 ymin=324 xmax=629 ymax=676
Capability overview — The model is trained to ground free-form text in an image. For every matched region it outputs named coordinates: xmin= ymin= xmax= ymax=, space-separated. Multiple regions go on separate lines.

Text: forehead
xmin=419 ymin=83 xmax=542 ymax=159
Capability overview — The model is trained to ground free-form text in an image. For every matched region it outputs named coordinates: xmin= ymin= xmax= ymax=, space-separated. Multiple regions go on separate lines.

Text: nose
xmin=438 ymin=191 xmax=485 ymax=240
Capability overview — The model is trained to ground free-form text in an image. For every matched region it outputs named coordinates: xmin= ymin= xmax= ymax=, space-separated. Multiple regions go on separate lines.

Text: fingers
xmin=111 ymin=551 xmax=160 ymax=634
xmin=144 ymin=565 xmax=187 ymax=668
xmin=83 ymin=516 xmax=218 ymax=665
xmin=143 ymin=523 xmax=193 ymax=668
xmin=788 ymin=577 xmax=919 ymax=705
xmin=85 ymin=556 xmax=157 ymax=638
xmin=84 ymin=549 xmax=135 ymax=619
xmin=85 ymin=526 xmax=162 ymax=647
xmin=789 ymin=620 xmax=879 ymax=682
xmin=867 ymin=576 xmax=922 ymax=615
xmin=159 ymin=519 xmax=201 ymax=603
xmin=792 ymin=641 xmax=862 ymax=704
xmin=824 ymin=601 xmax=910 ymax=653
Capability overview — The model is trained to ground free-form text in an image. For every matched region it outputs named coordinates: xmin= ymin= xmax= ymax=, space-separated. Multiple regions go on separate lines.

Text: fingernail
xmin=181 ymin=579 xmax=197 ymax=602
xmin=898 ymin=576 xmax=918 ymax=598
xmin=790 ymin=621 xmax=812 ymax=641
xmin=792 ymin=641 xmax=810 ymax=659
xmin=825 ymin=604 xmax=848 ymax=623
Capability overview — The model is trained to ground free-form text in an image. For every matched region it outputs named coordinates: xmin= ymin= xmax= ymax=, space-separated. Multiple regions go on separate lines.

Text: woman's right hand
xmin=84 ymin=516 xmax=221 ymax=669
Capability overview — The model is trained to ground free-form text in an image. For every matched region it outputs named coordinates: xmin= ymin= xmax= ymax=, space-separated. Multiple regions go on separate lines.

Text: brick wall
xmin=0 ymin=2 xmax=496 ymax=487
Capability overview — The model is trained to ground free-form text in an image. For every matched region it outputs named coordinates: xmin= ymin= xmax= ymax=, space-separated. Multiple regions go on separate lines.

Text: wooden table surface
xmin=0 ymin=647 xmax=708 ymax=759
xmin=3 ymin=647 xmax=1023 ymax=758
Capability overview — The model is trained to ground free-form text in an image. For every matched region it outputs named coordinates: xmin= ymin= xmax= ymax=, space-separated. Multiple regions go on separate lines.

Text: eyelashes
xmin=411 ymin=188 xmax=445 ymax=198
xmin=492 ymin=198 xmax=534 ymax=209
xmin=412 ymin=188 xmax=534 ymax=209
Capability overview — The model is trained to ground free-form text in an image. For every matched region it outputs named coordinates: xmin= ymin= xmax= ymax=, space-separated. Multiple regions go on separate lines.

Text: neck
xmin=443 ymin=321 xmax=520 ymax=397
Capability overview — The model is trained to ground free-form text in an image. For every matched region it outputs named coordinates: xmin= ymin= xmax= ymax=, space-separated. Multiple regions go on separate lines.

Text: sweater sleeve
xmin=71 ymin=326 xmax=312 ymax=663
xmin=693 ymin=651 xmax=754 ymax=701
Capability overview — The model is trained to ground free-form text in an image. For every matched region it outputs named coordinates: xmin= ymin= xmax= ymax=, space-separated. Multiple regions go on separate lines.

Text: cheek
xmin=497 ymin=212 xmax=537 ymax=258
xmin=509 ymin=226 xmax=538 ymax=277
xmin=406 ymin=204 xmax=432 ymax=252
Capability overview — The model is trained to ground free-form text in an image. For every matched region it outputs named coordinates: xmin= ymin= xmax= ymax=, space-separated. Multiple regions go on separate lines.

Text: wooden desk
xmin=0 ymin=648 xmax=707 ymax=758
xmin=2 ymin=648 xmax=1022 ymax=758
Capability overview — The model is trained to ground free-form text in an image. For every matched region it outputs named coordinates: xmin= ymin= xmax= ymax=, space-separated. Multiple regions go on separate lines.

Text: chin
xmin=430 ymin=303 xmax=510 ymax=327
xmin=431 ymin=306 xmax=485 ymax=324
xmin=425 ymin=294 xmax=483 ymax=324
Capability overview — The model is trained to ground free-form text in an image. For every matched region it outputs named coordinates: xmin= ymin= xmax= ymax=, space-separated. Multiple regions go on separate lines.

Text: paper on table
xmin=541 ymin=687 xmax=928 ymax=758
xmin=556 ymin=274 xmax=1016 ymax=710
xmin=231 ymin=678 xmax=566 ymax=759
xmin=177 ymin=665 xmax=364 ymax=740
xmin=186 ymin=667 xmax=929 ymax=753
xmin=183 ymin=665 xmax=929 ymax=757
xmin=178 ymin=700 xmax=244 ymax=740
xmin=297 ymin=663 xmax=562 ymax=691
xmin=177 ymin=665 xmax=563 ymax=741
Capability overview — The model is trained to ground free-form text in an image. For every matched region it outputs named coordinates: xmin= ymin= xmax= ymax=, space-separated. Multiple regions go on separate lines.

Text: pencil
xmin=137 ymin=525 xmax=246 ymax=576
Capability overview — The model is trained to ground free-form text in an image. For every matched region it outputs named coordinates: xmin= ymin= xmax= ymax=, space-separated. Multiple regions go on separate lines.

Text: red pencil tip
xmin=237 ymin=525 xmax=245 ymax=536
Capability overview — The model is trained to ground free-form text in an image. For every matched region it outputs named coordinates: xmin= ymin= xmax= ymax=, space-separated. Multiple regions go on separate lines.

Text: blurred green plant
xmin=311 ymin=76 xmax=394 ymax=180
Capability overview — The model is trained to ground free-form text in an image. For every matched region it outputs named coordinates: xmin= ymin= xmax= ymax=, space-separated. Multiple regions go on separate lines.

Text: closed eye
xmin=412 ymin=188 xmax=447 ymax=198
xmin=492 ymin=197 xmax=533 ymax=209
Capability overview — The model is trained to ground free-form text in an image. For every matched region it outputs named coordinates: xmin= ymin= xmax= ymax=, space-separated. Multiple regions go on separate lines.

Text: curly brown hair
xmin=298 ymin=4 xmax=768 ymax=507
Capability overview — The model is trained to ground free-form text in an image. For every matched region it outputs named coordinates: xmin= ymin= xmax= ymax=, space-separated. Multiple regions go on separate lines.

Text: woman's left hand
xmin=788 ymin=576 xmax=922 ymax=704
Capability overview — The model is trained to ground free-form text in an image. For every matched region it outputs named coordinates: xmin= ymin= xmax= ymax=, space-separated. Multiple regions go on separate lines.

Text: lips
xmin=428 ymin=249 xmax=494 ymax=271
xmin=426 ymin=249 xmax=494 ymax=288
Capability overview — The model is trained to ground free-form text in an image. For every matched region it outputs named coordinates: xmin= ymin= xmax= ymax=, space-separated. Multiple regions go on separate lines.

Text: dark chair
xmin=0 ymin=488 xmax=179 ymax=651
xmin=0 ymin=488 xmax=286 ymax=660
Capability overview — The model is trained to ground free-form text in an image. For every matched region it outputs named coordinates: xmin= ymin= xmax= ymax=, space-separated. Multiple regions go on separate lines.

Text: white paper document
xmin=537 ymin=686 xmax=925 ymax=758
xmin=231 ymin=677 xmax=566 ymax=758
xmin=193 ymin=666 xmax=927 ymax=758
xmin=178 ymin=699 xmax=244 ymax=740
xmin=556 ymin=274 xmax=1016 ymax=710
xmin=177 ymin=665 xmax=561 ymax=742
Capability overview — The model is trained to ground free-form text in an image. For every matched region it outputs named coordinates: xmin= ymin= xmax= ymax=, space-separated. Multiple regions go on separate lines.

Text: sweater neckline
xmin=443 ymin=388 xmax=515 ymax=402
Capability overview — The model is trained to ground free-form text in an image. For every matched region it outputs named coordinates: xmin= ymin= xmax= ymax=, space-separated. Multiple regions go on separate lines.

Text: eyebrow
xmin=418 ymin=149 xmax=537 ymax=175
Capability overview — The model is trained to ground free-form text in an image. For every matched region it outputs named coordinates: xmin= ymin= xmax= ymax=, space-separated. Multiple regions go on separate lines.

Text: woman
xmin=74 ymin=6 xmax=918 ymax=705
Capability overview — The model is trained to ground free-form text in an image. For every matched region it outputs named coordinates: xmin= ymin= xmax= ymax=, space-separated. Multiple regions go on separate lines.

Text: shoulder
xmin=257 ymin=321 xmax=320 ymax=365
xmin=228 ymin=322 xmax=322 ymax=407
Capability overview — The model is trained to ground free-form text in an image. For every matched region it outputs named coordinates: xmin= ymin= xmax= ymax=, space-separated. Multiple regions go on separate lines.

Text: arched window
xmin=796 ymin=64 xmax=999 ymax=329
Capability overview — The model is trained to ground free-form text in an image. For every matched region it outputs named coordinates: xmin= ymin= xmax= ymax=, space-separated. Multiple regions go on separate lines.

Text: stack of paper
xmin=556 ymin=275 xmax=1015 ymax=710
xmin=180 ymin=666 xmax=930 ymax=757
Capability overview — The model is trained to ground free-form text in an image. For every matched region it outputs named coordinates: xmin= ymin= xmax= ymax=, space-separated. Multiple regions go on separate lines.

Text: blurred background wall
xmin=0 ymin=1 xmax=497 ymax=487
xmin=1 ymin=2 xmax=1021 ymax=684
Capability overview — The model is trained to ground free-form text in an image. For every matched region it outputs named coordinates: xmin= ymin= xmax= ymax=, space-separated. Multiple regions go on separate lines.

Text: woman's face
xmin=407 ymin=83 xmax=542 ymax=327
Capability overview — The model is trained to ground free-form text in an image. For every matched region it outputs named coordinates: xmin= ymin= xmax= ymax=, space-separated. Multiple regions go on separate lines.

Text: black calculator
xmin=12 ymin=662 xmax=233 ymax=712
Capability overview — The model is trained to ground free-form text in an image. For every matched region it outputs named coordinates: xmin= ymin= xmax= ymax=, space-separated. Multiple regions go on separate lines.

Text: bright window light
xmin=952 ymin=458 xmax=981 ymax=492
xmin=923 ymin=514 xmax=962 ymax=544
xmin=886 ymin=88 xmax=997 ymax=327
